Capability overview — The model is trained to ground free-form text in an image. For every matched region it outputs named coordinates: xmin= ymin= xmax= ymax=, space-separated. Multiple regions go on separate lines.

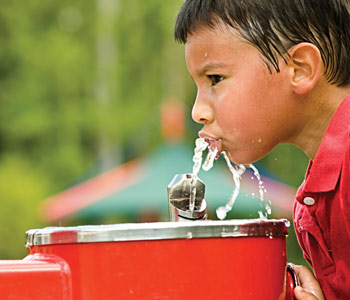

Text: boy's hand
xmin=292 ymin=264 xmax=325 ymax=300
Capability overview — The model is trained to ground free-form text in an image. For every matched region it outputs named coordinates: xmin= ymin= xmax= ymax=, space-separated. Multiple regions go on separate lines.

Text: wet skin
xmin=185 ymin=24 xmax=348 ymax=165
xmin=185 ymin=25 xmax=299 ymax=165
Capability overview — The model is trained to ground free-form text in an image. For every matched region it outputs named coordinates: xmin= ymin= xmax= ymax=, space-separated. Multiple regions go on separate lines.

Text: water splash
xmin=189 ymin=138 xmax=208 ymax=211
xmin=189 ymin=137 xmax=272 ymax=219
xmin=202 ymin=145 xmax=218 ymax=171
xmin=189 ymin=138 xmax=220 ymax=211
xmin=249 ymin=164 xmax=271 ymax=219
xmin=216 ymin=152 xmax=246 ymax=220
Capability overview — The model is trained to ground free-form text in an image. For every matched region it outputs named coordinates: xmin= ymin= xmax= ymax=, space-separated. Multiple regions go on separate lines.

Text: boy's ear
xmin=287 ymin=42 xmax=322 ymax=95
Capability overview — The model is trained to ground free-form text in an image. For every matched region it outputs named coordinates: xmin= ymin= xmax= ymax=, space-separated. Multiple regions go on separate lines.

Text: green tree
xmin=0 ymin=0 xmax=187 ymax=258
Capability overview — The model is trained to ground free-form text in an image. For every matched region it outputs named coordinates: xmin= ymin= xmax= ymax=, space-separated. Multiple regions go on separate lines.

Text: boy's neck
xmin=292 ymin=84 xmax=350 ymax=160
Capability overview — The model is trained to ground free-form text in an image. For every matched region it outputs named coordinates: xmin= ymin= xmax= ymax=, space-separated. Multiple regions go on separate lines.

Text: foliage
xmin=0 ymin=0 xmax=186 ymax=258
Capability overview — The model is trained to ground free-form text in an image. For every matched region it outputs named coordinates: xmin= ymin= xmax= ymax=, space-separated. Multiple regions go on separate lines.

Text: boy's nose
xmin=191 ymin=92 xmax=214 ymax=125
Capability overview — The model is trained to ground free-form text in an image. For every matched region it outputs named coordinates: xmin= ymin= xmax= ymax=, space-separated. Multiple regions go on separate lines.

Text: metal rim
xmin=26 ymin=219 xmax=289 ymax=247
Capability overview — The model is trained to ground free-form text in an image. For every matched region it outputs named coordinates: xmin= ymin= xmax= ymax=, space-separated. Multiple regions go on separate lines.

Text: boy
xmin=174 ymin=0 xmax=350 ymax=299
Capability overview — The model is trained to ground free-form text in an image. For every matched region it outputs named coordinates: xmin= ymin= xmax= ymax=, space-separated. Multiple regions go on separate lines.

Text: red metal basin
xmin=1 ymin=219 xmax=294 ymax=300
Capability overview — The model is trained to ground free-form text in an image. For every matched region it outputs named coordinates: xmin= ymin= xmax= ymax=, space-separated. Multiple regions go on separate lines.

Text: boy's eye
xmin=207 ymin=75 xmax=224 ymax=86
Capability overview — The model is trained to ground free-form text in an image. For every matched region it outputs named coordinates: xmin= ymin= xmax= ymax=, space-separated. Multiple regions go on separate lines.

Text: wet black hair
xmin=174 ymin=0 xmax=350 ymax=86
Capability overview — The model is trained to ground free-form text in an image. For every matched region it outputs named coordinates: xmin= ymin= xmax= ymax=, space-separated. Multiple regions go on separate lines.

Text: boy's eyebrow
xmin=195 ymin=62 xmax=228 ymax=76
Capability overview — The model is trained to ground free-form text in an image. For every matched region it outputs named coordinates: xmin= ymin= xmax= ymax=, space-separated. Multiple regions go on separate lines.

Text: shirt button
xmin=303 ymin=196 xmax=315 ymax=206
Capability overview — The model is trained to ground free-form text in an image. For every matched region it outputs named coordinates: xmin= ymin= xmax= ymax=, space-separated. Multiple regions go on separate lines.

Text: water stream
xmin=190 ymin=137 xmax=272 ymax=219
xmin=249 ymin=164 xmax=271 ymax=219
xmin=189 ymin=138 xmax=209 ymax=211
xmin=216 ymin=151 xmax=246 ymax=220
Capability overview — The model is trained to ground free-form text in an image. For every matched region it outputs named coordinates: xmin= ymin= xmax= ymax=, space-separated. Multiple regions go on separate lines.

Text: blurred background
xmin=0 ymin=0 xmax=309 ymax=266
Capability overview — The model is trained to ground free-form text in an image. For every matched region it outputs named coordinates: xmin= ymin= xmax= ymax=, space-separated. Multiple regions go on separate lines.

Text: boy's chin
xmin=224 ymin=151 xmax=260 ymax=166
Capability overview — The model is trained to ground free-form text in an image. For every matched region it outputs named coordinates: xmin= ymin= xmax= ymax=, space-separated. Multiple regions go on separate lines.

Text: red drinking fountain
xmin=0 ymin=173 xmax=297 ymax=299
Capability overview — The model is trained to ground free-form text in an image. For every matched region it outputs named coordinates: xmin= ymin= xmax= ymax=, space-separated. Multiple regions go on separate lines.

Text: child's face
xmin=185 ymin=24 xmax=298 ymax=165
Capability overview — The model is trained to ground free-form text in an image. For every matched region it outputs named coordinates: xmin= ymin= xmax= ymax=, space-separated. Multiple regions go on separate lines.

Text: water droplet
xmin=216 ymin=207 xmax=227 ymax=220
xmin=265 ymin=204 xmax=272 ymax=215
xmin=258 ymin=138 xmax=262 ymax=143
xmin=187 ymin=232 xmax=193 ymax=239
xmin=284 ymin=219 xmax=291 ymax=227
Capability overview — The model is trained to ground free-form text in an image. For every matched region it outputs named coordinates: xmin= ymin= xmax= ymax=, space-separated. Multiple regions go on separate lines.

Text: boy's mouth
xmin=204 ymin=138 xmax=222 ymax=159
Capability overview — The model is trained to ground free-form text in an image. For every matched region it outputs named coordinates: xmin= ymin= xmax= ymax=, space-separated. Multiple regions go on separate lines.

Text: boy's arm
xmin=292 ymin=265 xmax=325 ymax=300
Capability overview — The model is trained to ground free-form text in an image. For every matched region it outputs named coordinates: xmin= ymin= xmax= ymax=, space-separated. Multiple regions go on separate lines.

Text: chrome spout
xmin=168 ymin=174 xmax=207 ymax=221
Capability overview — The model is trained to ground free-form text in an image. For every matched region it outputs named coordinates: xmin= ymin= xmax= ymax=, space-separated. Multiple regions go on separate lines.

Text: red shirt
xmin=293 ymin=95 xmax=350 ymax=299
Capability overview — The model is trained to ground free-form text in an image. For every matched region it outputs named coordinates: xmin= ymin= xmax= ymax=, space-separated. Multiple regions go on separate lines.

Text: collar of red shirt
xmin=302 ymin=95 xmax=350 ymax=194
